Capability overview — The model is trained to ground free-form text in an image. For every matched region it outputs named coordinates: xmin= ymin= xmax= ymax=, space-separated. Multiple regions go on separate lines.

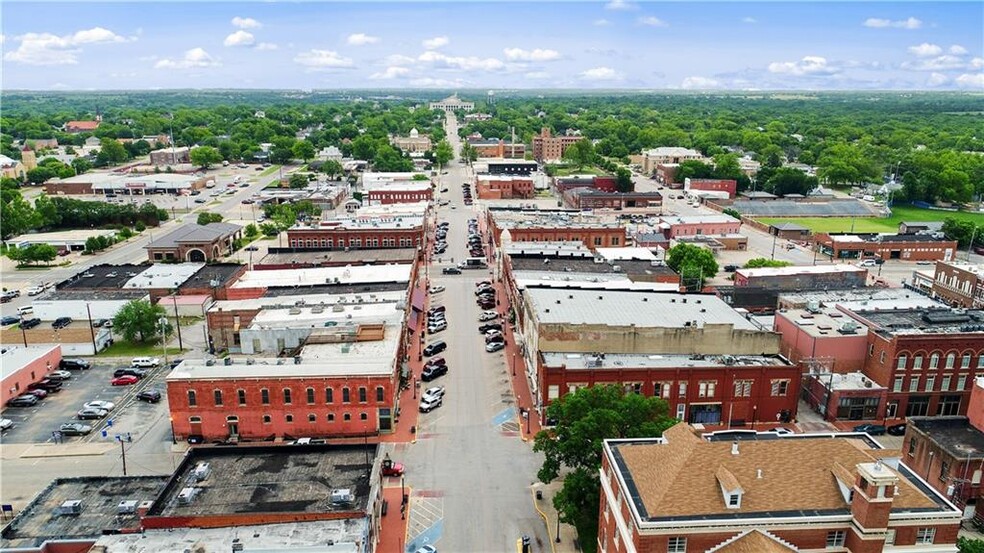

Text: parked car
xmin=423 ymin=386 xmax=446 ymax=399
xmin=477 ymin=300 xmax=496 ymax=309
xmin=47 ymin=370 xmax=73 ymax=381
xmin=131 ymin=357 xmax=161 ymax=368
xmin=1 ymin=316 xmax=20 ymax=326
xmin=136 ymin=390 xmax=163 ymax=403
xmin=0 ymin=419 xmax=13 ymax=432
xmin=26 ymin=285 xmax=45 ymax=296
xmin=111 ymin=375 xmax=139 ymax=386
xmin=52 ymin=317 xmax=73 ymax=329
xmin=60 ymin=358 xmax=91 ymax=370
xmin=852 ymin=423 xmax=887 ymax=436
xmin=77 ymin=408 xmax=109 ymax=420
xmin=442 ymin=266 xmax=462 ymax=275
xmin=723 ymin=264 xmax=739 ymax=272
xmin=92 ymin=319 xmax=109 ymax=328
xmin=83 ymin=400 xmax=115 ymax=411
xmin=59 ymin=423 xmax=93 ymax=436
xmin=419 ymin=395 xmax=443 ymax=413
xmin=479 ymin=323 xmax=503 ymax=333
xmin=478 ymin=311 xmax=498 ymax=321
xmin=422 ymin=341 xmax=447 ymax=357
xmin=485 ymin=341 xmax=505 ymax=353
xmin=421 ymin=364 xmax=448 ymax=382
xmin=429 ymin=286 xmax=445 ymax=294
xmin=886 ymin=423 xmax=907 ymax=436
xmin=7 ymin=394 xmax=39 ymax=407
xmin=19 ymin=318 xmax=41 ymax=330
xmin=428 ymin=321 xmax=448 ymax=333
xmin=29 ymin=379 xmax=62 ymax=392
xmin=114 ymin=368 xmax=148 ymax=379
xmin=475 ymin=286 xmax=494 ymax=296
xmin=27 ymin=389 xmax=49 ymax=399
xmin=169 ymin=358 xmax=184 ymax=369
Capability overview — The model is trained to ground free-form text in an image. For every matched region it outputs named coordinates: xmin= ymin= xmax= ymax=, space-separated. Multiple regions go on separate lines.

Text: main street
xmin=400 ymin=113 xmax=549 ymax=552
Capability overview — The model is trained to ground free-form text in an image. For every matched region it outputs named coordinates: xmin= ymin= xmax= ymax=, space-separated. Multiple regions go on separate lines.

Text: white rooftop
xmin=526 ymin=288 xmax=759 ymax=330
xmin=8 ymin=229 xmax=117 ymax=244
xmin=231 ymin=264 xmax=412 ymax=289
xmin=542 ymin=351 xmax=789 ymax=370
xmin=515 ymin=274 xmax=679 ymax=292
xmin=831 ymin=235 xmax=865 ymax=243
xmin=644 ymin=147 xmax=702 ymax=157
xmin=659 ymin=215 xmax=739 ymax=226
xmin=250 ymin=297 xmax=404 ymax=328
xmin=366 ymin=182 xmax=431 ymax=192
xmin=0 ymin=346 xmax=60 ymax=381
xmin=124 ymin=263 xmax=204 ymax=289
xmin=824 ymin=372 xmax=886 ymax=391
xmin=94 ymin=521 xmax=362 ymax=552
xmin=737 ymin=265 xmax=868 ymax=278
xmin=504 ymin=241 xmax=592 ymax=257
xmin=595 ymin=247 xmax=658 ymax=262
xmin=210 ymin=290 xmax=405 ymax=312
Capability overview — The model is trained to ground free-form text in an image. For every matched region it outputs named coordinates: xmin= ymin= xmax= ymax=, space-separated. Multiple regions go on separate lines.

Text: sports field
xmin=757 ymin=205 xmax=984 ymax=233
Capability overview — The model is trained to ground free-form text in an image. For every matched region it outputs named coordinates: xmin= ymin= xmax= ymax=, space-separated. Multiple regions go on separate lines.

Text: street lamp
xmin=169 ymin=416 xmax=177 ymax=444
xmin=159 ymin=317 xmax=169 ymax=367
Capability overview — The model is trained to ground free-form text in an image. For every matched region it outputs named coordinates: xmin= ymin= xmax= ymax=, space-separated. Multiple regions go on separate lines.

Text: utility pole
xmin=771 ymin=233 xmax=778 ymax=260
xmin=171 ymin=297 xmax=183 ymax=350
xmin=967 ymin=226 xmax=978 ymax=261
xmin=119 ymin=437 xmax=128 ymax=476
xmin=86 ymin=303 xmax=97 ymax=352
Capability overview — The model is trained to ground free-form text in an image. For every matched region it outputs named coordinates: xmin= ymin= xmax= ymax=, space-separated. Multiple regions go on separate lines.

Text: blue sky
xmin=2 ymin=1 xmax=982 ymax=90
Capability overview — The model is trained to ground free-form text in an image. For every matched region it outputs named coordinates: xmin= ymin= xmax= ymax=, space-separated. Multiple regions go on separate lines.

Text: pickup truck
xmin=381 ymin=455 xmax=404 ymax=477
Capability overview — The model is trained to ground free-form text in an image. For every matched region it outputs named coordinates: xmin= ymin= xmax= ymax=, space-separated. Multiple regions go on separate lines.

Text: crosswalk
xmin=406 ymin=490 xmax=444 ymax=553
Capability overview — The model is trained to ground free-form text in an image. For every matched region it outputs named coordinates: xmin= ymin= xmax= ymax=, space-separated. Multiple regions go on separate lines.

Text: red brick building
xmin=685 ymin=178 xmax=738 ymax=199
xmin=600 ymin=423 xmax=963 ymax=553
xmin=554 ymin=175 xmax=617 ymax=193
xmin=539 ymin=353 xmax=800 ymax=425
xmin=774 ymin=308 xmax=869 ymax=374
xmin=531 ymin=127 xmax=582 ymax=162
xmin=474 ymin=176 xmax=534 ymax=199
xmin=145 ymin=222 xmax=242 ymax=263
xmin=365 ymin=183 xmax=432 ymax=205
xmin=562 ymin=189 xmax=663 ymax=210
xmin=849 ymin=307 xmax=984 ymax=419
xmin=64 ymin=120 xmax=100 ymax=133
xmin=286 ymin=219 xmax=423 ymax=250
xmin=468 ymin=138 xmax=525 ymax=159
xmin=487 ymin=209 xmax=626 ymax=250
xmin=802 ymin=371 xmax=889 ymax=422
xmin=931 ymin=261 xmax=984 ymax=308
xmin=817 ymin=233 xmax=958 ymax=262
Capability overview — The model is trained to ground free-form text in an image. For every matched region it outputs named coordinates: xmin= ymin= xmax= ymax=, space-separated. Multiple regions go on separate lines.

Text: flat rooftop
xmin=854 ymin=307 xmax=984 ymax=336
xmin=211 ymin=290 xmax=406 ymax=314
xmin=251 ymin=298 xmax=403 ymax=328
xmin=777 ymin=308 xmax=870 ymax=338
xmin=542 ymin=352 xmax=790 ymax=370
xmin=262 ymin=281 xmax=408 ymax=297
xmin=178 ymin=263 xmax=244 ymax=290
xmin=94 ymin=521 xmax=364 ymax=553
xmin=491 ymin=210 xmax=623 ymax=230
xmin=57 ymin=264 xmax=146 ymax=290
xmin=525 ymin=287 xmax=759 ymax=330
xmin=595 ymin=247 xmax=658 ymax=261
xmin=823 ymin=372 xmax=887 ymax=391
xmin=0 ymin=345 xmax=59 ymax=382
xmin=608 ymin=423 xmax=954 ymax=523
xmin=737 ymin=265 xmax=867 ymax=278
xmin=510 ymin=256 xmax=677 ymax=279
xmin=41 ymin=289 xmax=150 ymax=302
xmin=909 ymin=416 xmax=984 ymax=460
xmin=232 ymin=264 xmax=412 ymax=289
xmin=124 ymin=263 xmax=204 ymax=289
xmin=0 ymin=476 xmax=168 ymax=548
xmin=8 ymin=229 xmax=117 ymax=243
xmin=258 ymin=248 xmax=418 ymax=267
xmin=295 ymin=216 xmax=424 ymax=230
xmin=778 ymin=288 xmax=945 ymax=311
xmin=659 ymin=215 xmax=739 ymax=226
xmin=148 ymin=445 xmax=375 ymax=517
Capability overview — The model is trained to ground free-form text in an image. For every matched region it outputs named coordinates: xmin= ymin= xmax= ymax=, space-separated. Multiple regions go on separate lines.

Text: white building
xmin=642 ymin=147 xmax=704 ymax=174
xmin=429 ymin=94 xmax=474 ymax=113
xmin=7 ymin=229 xmax=118 ymax=252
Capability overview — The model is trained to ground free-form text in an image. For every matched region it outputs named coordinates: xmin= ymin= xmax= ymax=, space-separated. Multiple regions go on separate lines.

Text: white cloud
xmin=154 ymin=47 xmax=220 ymax=70
xmin=901 ymin=55 xmax=968 ymax=71
xmin=524 ymin=71 xmax=550 ymax=79
xmin=862 ymin=17 xmax=922 ymax=29
xmin=593 ymin=19 xmax=612 ymax=26
xmin=256 ymin=42 xmax=278 ymax=51
xmin=741 ymin=17 xmax=757 ymax=24
xmin=949 ymin=44 xmax=968 ymax=55
xmin=224 ymin=30 xmax=255 ymax=47
xmin=410 ymin=77 xmax=467 ymax=87
xmin=417 ymin=50 xmax=504 ymax=72
xmin=369 ymin=66 xmax=410 ymax=80
xmin=294 ymin=49 xmax=353 ymax=70
xmin=4 ymin=27 xmax=128 ymax=65
xmin=385 ymin=54 xmax=416 ymax=66
xmin=422 ymin=36 xmax=449 ymax=50
xmin=579 ymin=66 xmax=621 ymax=81
xmin=681 ymin=76 xmax=720 ymax=89
xmin=955 ymin=73 xmax=984 ymax=88
xmin=503 ymin=48 xmax=561 ymax=62
xmin=768 ymin=56 xmax=840 ymax=76
xmin=971 ymin=58 xmax=984 ymax=69
xmin=605 ymin=0 xmax=637 ymax=10
xmin=907 ymin=43 xmax=942 ymax=57
xmin=0 ymin=34 xmax=5 ymax=45
xmin=347 ymin=33 xmax=379 ymax=46
xmin=638 ymin=16 xmax=669 ymax=27
xmin=231 ymin=17 xmax=262 ymax=29
xmin=927 ymin=72 xmax=949 ymax=86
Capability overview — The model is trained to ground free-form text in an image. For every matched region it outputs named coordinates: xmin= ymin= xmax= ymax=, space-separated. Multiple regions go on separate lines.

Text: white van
xmin=131 ymin=357 xmax=161 ymax=368
xmin=858 ymin=259 xmax=877 ymax=267
xmin=17 ymin=305 xmax=33 ymax=315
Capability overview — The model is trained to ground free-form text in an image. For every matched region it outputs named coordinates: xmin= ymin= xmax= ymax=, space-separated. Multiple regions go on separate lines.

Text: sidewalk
xmin=377 ymin=484 xmax=411 ymax=553
xmin=530 ymin=481 xmax=580 ymax=553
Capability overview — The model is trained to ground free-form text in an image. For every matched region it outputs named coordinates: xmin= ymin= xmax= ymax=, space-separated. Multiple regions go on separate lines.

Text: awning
xmin=411 ymin=288 xmax=426 ymax=312
xmin=408 ymin=311 xmax=420 ymax=332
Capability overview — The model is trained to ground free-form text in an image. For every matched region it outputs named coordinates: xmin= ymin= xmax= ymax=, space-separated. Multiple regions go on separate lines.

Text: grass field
xmin=757 ymin=205 xmax=984 ymax=233
xmin=548 ymin=164 xmax=606 ymax=177
xmin=97 ymin=340 xmax=188 ymax=358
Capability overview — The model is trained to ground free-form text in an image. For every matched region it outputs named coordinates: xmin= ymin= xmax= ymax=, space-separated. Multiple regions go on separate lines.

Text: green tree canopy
xmin=96 ymin=139 xmax=129 ymax=166
xmin=615 ymin=167 xmax=633 ymax=193
xmin=562 ymin=138 xmax=595 ymax=169
xmin=460 ymin=142 xmax=478 ymax=164
xmin=189 ymin=146 xmax=222 ymax=169
xmin=666 ymin=243 xmax=719 ymax=291
xmin=288 ymin=173 xmax=309 ymax=189
xmin=765 ymin=167 xmax=819 ymax=197
xmin=744 ymin=258 xmax=793 ymax=268
xmin=197 ymin=212 xmax=224 ymax=225
xmin=113 ymin=300 xmax=169 ymax=343
xmin=433 ymin=139 xmax=454 ymax=167
xmin=321 ymin=159 xmax=343 ymax=180
xmin=293 ymin=140 xmax=316 ymax=162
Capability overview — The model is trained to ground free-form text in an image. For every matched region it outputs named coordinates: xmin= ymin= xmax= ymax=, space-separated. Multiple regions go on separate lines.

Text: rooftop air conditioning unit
xmin=57 ymin=500 xmax=84 ymax=516
xmin=118 ymin=500 xmax=138 ymax=515
xmin=177 ymin=487 xmax=199 ymax=505
xmin=192 ymin=462 xmax=211 ymax=482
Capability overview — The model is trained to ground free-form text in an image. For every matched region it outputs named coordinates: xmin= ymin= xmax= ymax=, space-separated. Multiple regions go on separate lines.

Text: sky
xmin=1 ymin=1 xmax=982 ymax=91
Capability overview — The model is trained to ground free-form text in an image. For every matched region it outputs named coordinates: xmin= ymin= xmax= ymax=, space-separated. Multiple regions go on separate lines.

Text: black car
xmin=421 ymin=364 xmax=448 ymax=382
xmin=169 ymin=358 xmax=184 ymax=369
xmin=852 ymin=423 xmax=887 ymax=436
xmin=428 ymin=306 xmax=446 ymax=314
xmin=52 ymin=317 xmax=73 ymax=329
xmin=422 ymin=341 xmax=447 ymax=357
xmin=425 ymin=356 xmax=447 ymax=368
xmin=7 ymin=394 xmax=39 ymax=407
xmin=886 ymin=423 xmax=907 ymax=436
xmin=442 ymin=267 xmax=462 ymax=275
xmin=28 ymin=379 xmax=62 ymax=392
xmin=113 ymin=368 xmax=148 ymax=379
xmin=1 ymin=316 xmax=20 ymax=326
xmin=136 ymin=390 xmax=162 ymax=403
xmin=723 ymin=264 xmax=739 ymax=272
xmin=479 ymin=323 xmax=503 ymax=333
xmin=60 ymin=358 xmax=91 ymax=371
xmin=20 ymin=318 xmax=41 ymax=330
xmin=478 ymin=300 xmax=496 ymax=309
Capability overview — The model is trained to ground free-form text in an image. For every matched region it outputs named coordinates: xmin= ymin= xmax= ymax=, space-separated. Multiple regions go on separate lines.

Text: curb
xmin=530 ymin=487 xmax=558 ymax=553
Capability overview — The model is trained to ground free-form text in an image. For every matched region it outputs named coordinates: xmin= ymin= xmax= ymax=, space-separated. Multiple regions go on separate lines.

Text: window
xmin=593 ymin=237 xmax=602 ymax=246
xmin=908 ymin=438 xmax=918 ymax=456
xmin=771 ymin=379 xmax=789 ymax=396
xmin=941 ymin=375 xmax=951 ymax=391
xmin=961 ymin=353 xmax=972 ymax=368
xmin=916 ymin=528 xmax=935 ymax=544
xmin=893 ymin=376 xmax=904 ymax=392
xmin=909 ymin=376 xmax=920 ymax=392
xmin=929 ymin=353 xmax=940 ymax=369
xmin=678 ymin=382 xmax=687 ymax=397
xmin=262 ymin=415 xmax=271 ymax=424
xmin=879 ymin=351 xmax=886 ymax=364
xmin=360 ymin=412 xmax=368 ymax=420
xmin=187 ymin=390 xmax=197 ymax=406
xmin=327 ymin=413 xmax=335 ymax=422
xmin=698 ymin=381 xmax=716 ymax=398
xmin=376 ymin=386 xmax=384 ymax=402
xmin=896 ymin=355 xmax=907 ymax=370
xmin=734 ymin=380 xmax=752 ymax=397
xmin=326 ymin=388 xmax=334 ymax=403
xmin=359 ymin=387 xmax=367 ymax=403
xmin=826 ymin=530 xmax=846 ymax=548
xmin=261 ymin=388 xmax=270 ymax=405
xmin=189 ymin=416 xmax=201 ymax=423
xmin=913 ymin=354 xmax=924 ymax=369
xmin=306 ymin=388 xmax=315 ymax=404
xmin=611 ymin=237 xmax=620 ymax=246
xmin=925 ymin=376 xmax=936 ymax=392
xmin=623 ymin=382 xmax=642 ymax=395
xmin=213 ymin=390 xmax=223 ymax=406
xmin=956 ymin=375 xmax=968 ymax=391
xmin=342 ymin=387 xmax=350 ymax=403
xmin=667 ymin=537 xmax=687 ymax=553
xmin=343 ymin=413 xmax=351 ymax=421
xmin=308 ymin=414 xmax=316 ymax=423
xmin=237 ymin=389 xmax=246 ymax=406
xmin=945 ymin=353 xmax=956 ymax=369
xmin=868 ymin=344 xmax=875 ymax=357
xmin=285 ymin=414 xmax=293 ymax=423
xmin=885 ymin=529 xmax=896 ymax=546
xmin=655 ymin=382 xmax=671 ymax=398
xmin=940 ymin=461 xmax=950 ymax=481
xmin=283 ymin=388 xmax=292 ymax=404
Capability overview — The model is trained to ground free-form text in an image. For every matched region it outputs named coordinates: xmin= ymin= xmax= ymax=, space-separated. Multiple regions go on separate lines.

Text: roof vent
xmin=731 ymin=441 xmax=740 ymax=456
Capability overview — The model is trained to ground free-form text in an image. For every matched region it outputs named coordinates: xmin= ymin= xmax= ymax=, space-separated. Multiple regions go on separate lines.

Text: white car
xmin=131 ymin=357 xmax=160 ymax=368
xmin=83 ymin=400 xmax=115 ymax=411
xmin=428 ymin=321 xmax=447 ymax=333
xmin=26 ymin=286 xmax=45 ymax=296
xmin=0 ymin=418 xmax=13 ymax=432
xmin=423 ymin=386 xmax=445 ymax=400
xmin=429 ymin=286 xmax=445 ymax=294
xmin=419 ymin=395 xmax=442 ymax=413
xmin=478 ymin=311 xmax=498 ymax=321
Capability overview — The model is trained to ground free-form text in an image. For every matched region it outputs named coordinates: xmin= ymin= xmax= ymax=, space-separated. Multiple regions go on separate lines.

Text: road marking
xmin=492 ymin=406 xmax=517 ymax=427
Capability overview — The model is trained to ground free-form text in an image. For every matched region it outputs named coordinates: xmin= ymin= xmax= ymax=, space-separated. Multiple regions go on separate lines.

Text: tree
xmin=113 ymin=299 xmax=169 ymax=343
xmin=460 ymin=142 xmax=478 ymax=164
xmin=615 ymin=167 xmax=633 ymax=193
xmin=288 ymin=173 xmax=309 ymax=189
xmin=350 ymin=135 xmax=378 ymax=161
xmin=958 ymin=537 xmax=984 ymax=553
xmin=13 ymin=243 xmax=58 ymax=265
xmin=534 ymin=385 xmax=675 ymax=547
xmin=244 ymin=224 xmax=260 ymax=240
xmin=197 ymin=212 xmax=224 ymax=225
xmin=321 ymin=159 xmax=343 ymax=180
xmin=292 ymin=140 xmax=316 ymax=162
xmin=71 ymin=157 xmax=92 ymax=175
xmin=666 ymin=243 xmax=718 ymax=291
xmin=562 ymin=138 xmax=595 ymax=170
xmin=96 ymin=139 xmax=128 ymax=165
xmin=744 ymin=258 xmax=793 ymax=268
xmin=765 ymin=167 xmax=819 ymax=197
xmin=1 ymin=189 xmax=39 ymax=240
xmin=373 ymin=145 xmax=414 ymax=172
xmin=722 ymin=207 xmax=742 ymax=220
xmin=942 ymin=217 xmax=982 ymax=247
xmin=189 ymin=146 xmax=222 ymax=169
xmin=433 ymin=139 xmax=454 ymax=168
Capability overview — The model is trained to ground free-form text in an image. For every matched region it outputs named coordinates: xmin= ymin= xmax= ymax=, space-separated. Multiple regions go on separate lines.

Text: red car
xmin=110 ymin=375 xmax=139 ymax=386
xmin=27 ymin=389 xmax=48 ymax=399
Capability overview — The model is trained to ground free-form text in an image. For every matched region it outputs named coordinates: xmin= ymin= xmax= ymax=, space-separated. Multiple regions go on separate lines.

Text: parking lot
xmin=1 ymin=361 xmax=168 ymax=444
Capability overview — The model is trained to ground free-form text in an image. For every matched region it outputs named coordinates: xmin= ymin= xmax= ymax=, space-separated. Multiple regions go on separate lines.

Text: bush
xmin=134 ymin=221 xmax=146 ymax=232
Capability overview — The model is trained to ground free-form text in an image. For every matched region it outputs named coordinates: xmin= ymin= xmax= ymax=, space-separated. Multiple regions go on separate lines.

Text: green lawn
xmin=260 ymin=164 xmax=282 ymax=177
xmin=757 ymin=205 xmax=984 ymax=234
xmin=548 ymin=165 xmax=606 ymax=177
xmin=97 ymin=340 xmax=187 ymax=358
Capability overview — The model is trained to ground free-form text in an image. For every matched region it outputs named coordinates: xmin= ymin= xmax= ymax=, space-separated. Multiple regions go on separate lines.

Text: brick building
xmin=486 ymin=209 xmax=626 ymax=251
xmin=802 ymin=371 xmax=889 ymax=422
xmin=931 ymin=261 xmax=984 ymax=308
xmin=145 ymin=222 xmax=241 ymax=263
xmin=658 ymin=215 xmax=741 ymax=238
xmin=474 ymin=175 xmax=534 ymax=199
xmin=286 ymin=214 xmax=424 ymax=251
xmin=561 ymin=189 xmax=663 ymax=210
xmin=149 ymin=147 xmax=190 ymax=166
xmin=540 ymin=353 xmax=799 ymax=425
xmin=531 ymin=128 xmax=582 ymax=162
xmin=774 ymin=307 xmax=869 ymax=374
xmin=0 ymin=346 xmax=63 ymax=406
xmin=600 ymin=424 xmax=962 ymax=553
xmin=64 ymin=120 xmax=100 ymax=133
xmin=817 ymin=233 xmax=958 ymax=262
xmin=365 ymin=182 xmax=432 ymax=205
xmin=734 ymin=265 xmax=869 ymax=290
xmin=849 ymin=307 xmax=984 ymax=419
xmin=642 ymin=147 xmax=704 ymax=175
xmin=467 ymin=138 xmax=525 ymax=159
xmin=553 ymin=175 xmax=617 ymax=193
xmin=684 ymin=178 xmax=737 ymax=199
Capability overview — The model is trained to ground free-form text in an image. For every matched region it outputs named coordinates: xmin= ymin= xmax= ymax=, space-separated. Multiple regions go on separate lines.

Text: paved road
xmin=402 ymin=113 xmax=548 ymax=552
